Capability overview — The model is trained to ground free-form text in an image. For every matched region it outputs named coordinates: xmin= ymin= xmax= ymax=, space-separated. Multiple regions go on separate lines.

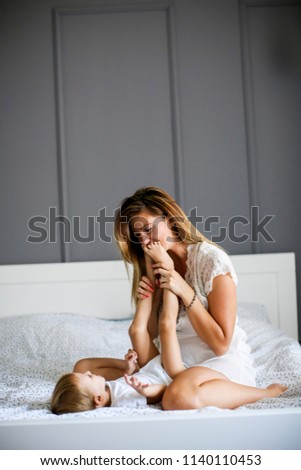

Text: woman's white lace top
xmin=173 ymin=241 xmax=258 ymax=385
xmin=185 ymin=241 xmax=238 ymax=310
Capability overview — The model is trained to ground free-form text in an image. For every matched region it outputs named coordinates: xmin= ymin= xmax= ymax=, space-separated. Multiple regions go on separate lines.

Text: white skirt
xmin=191 ymin=351 xmax=257 ymax=386
xmin=176 ymin=316 xmax=257 ymax=387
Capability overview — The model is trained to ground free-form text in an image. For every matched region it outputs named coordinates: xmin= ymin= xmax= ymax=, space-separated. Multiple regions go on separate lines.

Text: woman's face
xmin=130 ymin=210 xmax=175 ymax=250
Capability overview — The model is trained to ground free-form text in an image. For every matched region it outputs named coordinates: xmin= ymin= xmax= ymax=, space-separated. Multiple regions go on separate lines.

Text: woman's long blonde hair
xmin=114 ymin=186 xmax=214 ymax=304
xmin=51 ymin=373 xmax=95 ymax=415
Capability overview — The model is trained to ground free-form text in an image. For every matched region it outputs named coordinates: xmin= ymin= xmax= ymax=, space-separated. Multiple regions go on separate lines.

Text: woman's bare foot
xmin=266 ymin=383 xmax=288 ymax=398
xmin=124 ymin=349 xmax=140 ymax=375
xmin=144 ymin=242 xmax=174 ymax=270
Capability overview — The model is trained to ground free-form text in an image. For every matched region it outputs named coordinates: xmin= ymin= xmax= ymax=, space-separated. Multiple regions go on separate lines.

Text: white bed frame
xmin=0 ymin=252 xmax=300 ymax=450
xmin=0 ymin=251 xmax=298 ymax=338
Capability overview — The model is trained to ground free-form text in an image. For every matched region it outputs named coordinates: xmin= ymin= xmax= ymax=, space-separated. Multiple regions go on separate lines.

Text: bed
xmin=0 ymin=252 xmax=300 ymax=450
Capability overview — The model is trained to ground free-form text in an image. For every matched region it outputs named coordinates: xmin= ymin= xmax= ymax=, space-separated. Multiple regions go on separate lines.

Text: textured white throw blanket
xmin=0 ymin=303 xmax=301 ymax=422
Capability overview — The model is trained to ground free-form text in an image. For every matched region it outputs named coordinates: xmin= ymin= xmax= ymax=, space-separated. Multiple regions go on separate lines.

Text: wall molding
xmin=239 ymin=0 xmax=300 ymax=254
xmin=52 ymin=1 xmax=184 ymax=262
xmin=244 ymin=0 xmax=300 ymax=6
xmin=52 ymin=8 xmax=70 ymax=262
xmin=238 ymin=0 xmax=261 ymax=254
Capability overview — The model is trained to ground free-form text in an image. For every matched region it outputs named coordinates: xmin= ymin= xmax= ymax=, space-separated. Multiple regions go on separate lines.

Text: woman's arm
xmin=154 ymin=267 xmax=236 ymax=356
xmin=182 ymin=274 xmax=236 ymax=355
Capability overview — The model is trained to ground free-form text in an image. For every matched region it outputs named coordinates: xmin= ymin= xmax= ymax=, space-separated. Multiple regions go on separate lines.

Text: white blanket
xmin=0 ymin=303 xmax=301 ymax=421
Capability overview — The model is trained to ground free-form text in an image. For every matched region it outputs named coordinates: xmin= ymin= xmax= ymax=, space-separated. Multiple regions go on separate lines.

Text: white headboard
xmin=0 ymin=260 xmax=133 ymax=320
xmin=231 ymin=252 xmax=298 ymax=340
xmin=0 ymin=252 xmax=298 ymax=340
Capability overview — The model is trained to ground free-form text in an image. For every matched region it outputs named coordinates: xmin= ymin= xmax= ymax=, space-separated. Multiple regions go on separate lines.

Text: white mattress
xmin=0 ymin=302 xmax=301 ymax=422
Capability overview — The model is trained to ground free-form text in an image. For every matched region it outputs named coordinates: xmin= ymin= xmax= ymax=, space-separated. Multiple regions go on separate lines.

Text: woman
xmin=114 ymin=186 xmax=286 ymax=410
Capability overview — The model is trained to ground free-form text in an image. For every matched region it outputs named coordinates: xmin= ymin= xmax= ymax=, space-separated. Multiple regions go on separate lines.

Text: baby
xmin=51 ymin=351 xmax=171 ymax=414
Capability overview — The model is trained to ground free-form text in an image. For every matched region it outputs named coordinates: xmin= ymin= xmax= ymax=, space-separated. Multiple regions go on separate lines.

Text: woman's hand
xmin=153 ymin=267 xmax=186 ymax=298
xmin=136 ymin=276 xmax=154 ymax=300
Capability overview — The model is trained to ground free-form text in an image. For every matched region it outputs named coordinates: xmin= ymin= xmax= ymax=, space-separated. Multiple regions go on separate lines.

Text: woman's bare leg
xmin=162 ymin=366 xmax=287 ymax=410
xmin=159 ymin=289 xmax=185 ymax=378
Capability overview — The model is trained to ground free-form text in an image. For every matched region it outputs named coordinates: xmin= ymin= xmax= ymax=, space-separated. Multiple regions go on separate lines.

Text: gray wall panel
xmin=53 ymin=5 xmax=178 ymax=260
xmin=0 ymin=0 xmax=300 ymax=336
xmin=243 ymin=2 xmax=301 ymax=337
xmin=175 ymin=0 xmax=252 ymax=254
xmin=0 ymin=0 xmax=61 ymax=263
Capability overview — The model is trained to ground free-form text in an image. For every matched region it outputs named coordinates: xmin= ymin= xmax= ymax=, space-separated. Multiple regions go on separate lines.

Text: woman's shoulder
xmin=189 ymin=241 xmax=238 ymax=293
xmin=190 ymin=240 xmax=230 ymax=262
xmin=190 ymin=241 xmax=236 ymax=275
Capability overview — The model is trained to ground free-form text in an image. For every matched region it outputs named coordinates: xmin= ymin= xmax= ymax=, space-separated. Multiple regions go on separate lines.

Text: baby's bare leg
xmin=129 ymin=295 xmax=159 ymax=367
xmin=144 ymin=251 xmax=156 ymax=288
xmin=159 ymin=289 xmax=185 ymax=379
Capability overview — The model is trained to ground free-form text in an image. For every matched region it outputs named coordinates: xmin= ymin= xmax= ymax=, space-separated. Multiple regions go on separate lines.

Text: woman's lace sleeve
xmin=197 ymin=244 xmax=238 ymax=297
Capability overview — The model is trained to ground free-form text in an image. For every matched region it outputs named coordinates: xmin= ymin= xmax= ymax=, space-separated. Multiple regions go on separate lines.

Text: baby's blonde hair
xmin=51 ymin=373 xmax=95 ymax=415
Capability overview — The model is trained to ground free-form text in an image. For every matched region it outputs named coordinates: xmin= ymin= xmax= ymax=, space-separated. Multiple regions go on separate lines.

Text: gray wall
xmin=1 ymin=0 xmax=301 ymax=338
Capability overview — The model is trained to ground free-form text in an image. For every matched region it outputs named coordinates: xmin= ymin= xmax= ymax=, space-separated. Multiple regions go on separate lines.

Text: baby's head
xmin=51 ymin=371 xmax=107 ymax=415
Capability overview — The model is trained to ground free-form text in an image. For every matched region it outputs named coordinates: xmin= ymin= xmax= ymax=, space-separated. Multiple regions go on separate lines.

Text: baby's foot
xmin=124 ymin=349 xmax=140 ymax=375
xmin=144 ymin=242 xmax=174 ymax=270
xmin=266 ymin=383 xmax=288 ymax=398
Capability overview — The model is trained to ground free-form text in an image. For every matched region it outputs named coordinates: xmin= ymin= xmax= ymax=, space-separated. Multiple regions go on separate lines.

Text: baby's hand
xmin=124 ymin=349 xmax=138 ymax=362
xmin=124 ymin=374 xmax=149 ymax=397
xmin=124 ymin=349 xmax=140 ymax=375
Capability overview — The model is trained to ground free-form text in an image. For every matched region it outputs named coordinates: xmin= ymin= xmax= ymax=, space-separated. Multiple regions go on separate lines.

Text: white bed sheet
xmin=0 ymin=303 xmax=301 ymax=422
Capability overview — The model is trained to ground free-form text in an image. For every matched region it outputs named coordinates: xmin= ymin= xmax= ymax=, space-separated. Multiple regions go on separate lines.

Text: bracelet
xmin=183 ymin=288 xmax=197 ymax=311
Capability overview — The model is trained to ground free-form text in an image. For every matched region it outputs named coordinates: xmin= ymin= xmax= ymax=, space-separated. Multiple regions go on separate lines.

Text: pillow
xmin=0 ymin=313 xmax=132 ymax=375
xmin=237 ymin=302 xmax=270 ymax=323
